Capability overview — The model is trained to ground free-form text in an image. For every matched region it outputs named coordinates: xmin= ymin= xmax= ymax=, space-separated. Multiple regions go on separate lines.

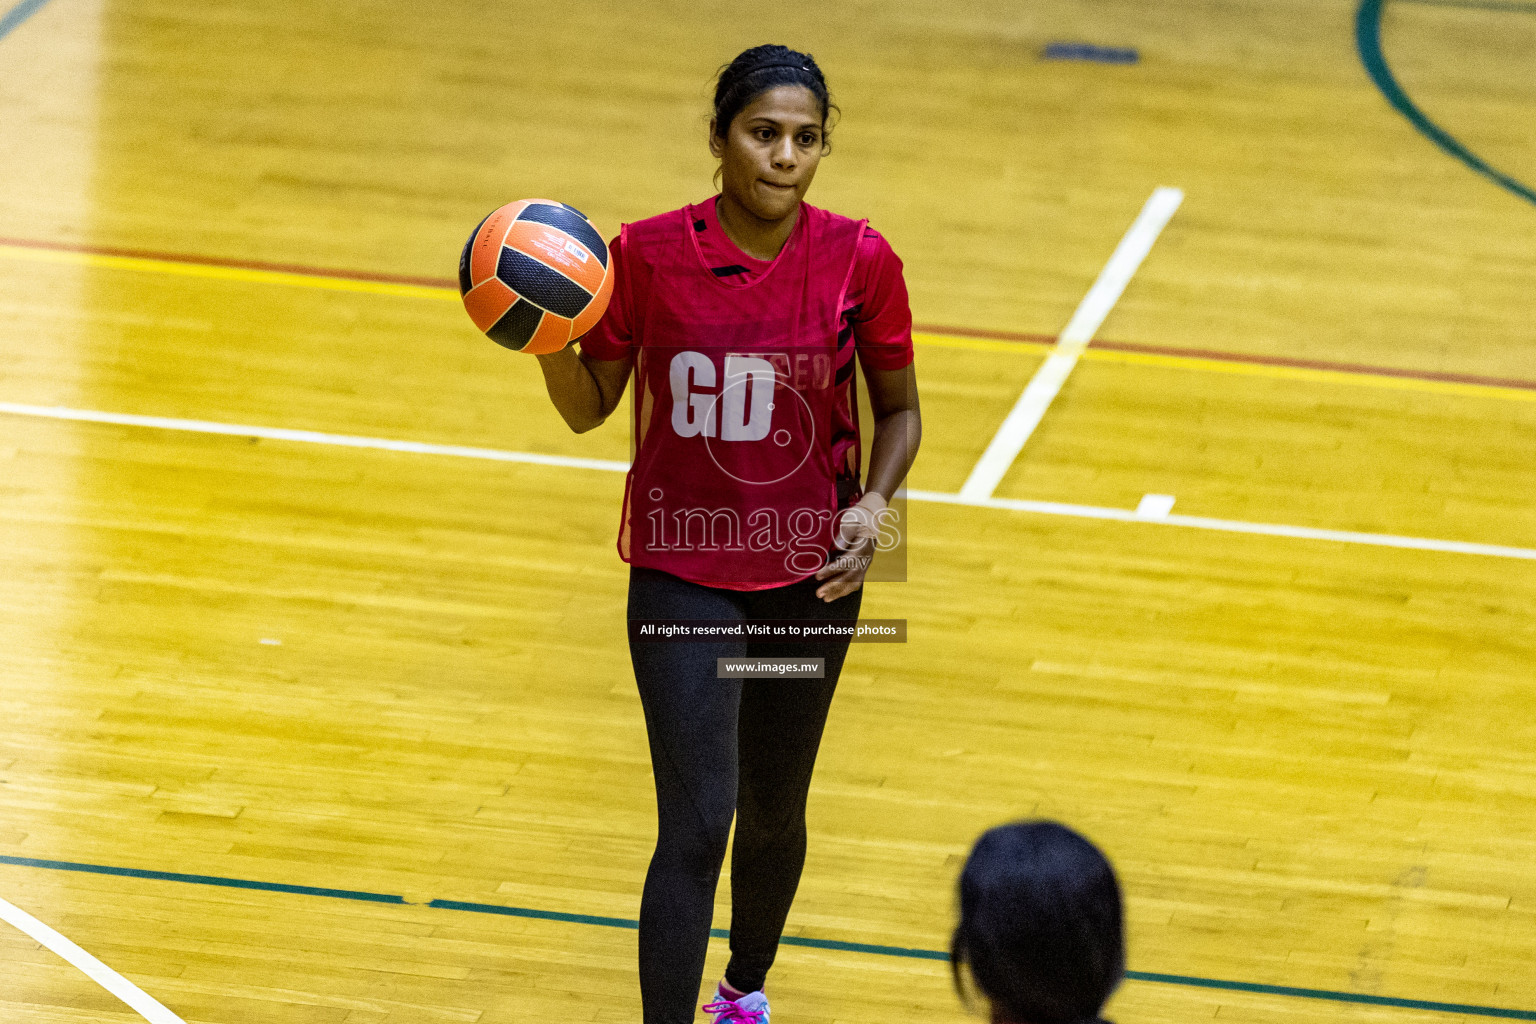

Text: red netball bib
xmin=616 ymin=202 xmax=867 ymax=588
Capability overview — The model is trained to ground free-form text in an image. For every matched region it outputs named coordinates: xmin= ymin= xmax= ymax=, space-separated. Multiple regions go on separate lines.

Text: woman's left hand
xmin=814 ymin=533 xmax=875 ymax=602
xmin=815 ymin=494 xmax=885 ymax=602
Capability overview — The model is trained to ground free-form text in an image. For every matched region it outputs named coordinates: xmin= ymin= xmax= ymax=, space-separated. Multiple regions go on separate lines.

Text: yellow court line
xmin=4 ymin=242 xmax=1532 ymax=405
xmin=0 ymin=243 xmax=456 ymax=302
xmin=912 ymin=332 xmax=1047 ymax=356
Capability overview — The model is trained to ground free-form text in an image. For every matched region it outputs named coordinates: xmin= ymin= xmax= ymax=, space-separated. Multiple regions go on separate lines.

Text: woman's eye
xmin=799 ymin=134 xmax=817 ymax=146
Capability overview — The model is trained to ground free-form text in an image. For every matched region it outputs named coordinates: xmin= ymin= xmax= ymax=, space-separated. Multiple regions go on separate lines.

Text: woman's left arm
xmin=814 ymin=360 xmax=922 ymax=602
xmin=859 ymin=362 xmax=922 ymax=505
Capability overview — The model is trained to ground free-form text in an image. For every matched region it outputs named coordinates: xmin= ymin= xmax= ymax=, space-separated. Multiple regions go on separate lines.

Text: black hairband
xmin=747 ymin=61 xmax=815 ymax=74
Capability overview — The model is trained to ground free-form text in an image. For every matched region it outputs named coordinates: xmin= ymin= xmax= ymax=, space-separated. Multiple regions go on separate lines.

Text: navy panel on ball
xmin=497 ymin=247 xmax=593 ymax=320
xmin=485 ymin=297 xmax=546 ymax=351
xmin=516 ymin=203 xmax=609 ymax=268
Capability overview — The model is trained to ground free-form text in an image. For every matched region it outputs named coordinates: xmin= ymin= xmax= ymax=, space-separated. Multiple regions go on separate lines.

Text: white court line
xmin=960 ymin=187 xmax=1184 ymax=502
xmin=3 ymin=401 xmax=1534 ymax=562
xmin=0 ymin=401 xmax=631 ymax=473
xmin=906 ymin=490 xmax=1536 ymax=562
xmin=0 ymin=895 xmax=186 ymax=1024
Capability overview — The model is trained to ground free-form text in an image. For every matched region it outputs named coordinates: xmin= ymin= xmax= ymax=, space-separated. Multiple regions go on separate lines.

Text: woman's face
xmin=710 ymin=85 xmax=825 ymax=222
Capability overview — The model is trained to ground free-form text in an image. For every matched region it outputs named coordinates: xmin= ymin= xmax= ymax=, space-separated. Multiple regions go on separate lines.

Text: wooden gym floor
xmin=1 ymin=0 xmax=1534 ymax=1021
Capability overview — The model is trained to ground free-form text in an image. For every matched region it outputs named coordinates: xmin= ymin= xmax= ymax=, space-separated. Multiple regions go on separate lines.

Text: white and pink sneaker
xmin=703 ymin=985 xmax=769 ymax=1024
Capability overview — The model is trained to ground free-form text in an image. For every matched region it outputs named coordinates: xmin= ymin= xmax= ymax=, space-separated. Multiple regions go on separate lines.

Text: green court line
xmin=1356 ymin=0 xmax=1536 ymax=206
xmin=0 ymin=0 xmax=53 ymax=42
xmin=0 ymin=854 xmax=407 ymax=904
xmin=3 ymin=854 xmax=1534 ymax=1018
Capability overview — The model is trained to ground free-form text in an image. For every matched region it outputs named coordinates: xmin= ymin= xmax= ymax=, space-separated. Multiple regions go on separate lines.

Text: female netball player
xmin=533 ymin=44 xmax=921 ymax=1024
xmin=951 ymin=822 xmax=1126 ymax=1024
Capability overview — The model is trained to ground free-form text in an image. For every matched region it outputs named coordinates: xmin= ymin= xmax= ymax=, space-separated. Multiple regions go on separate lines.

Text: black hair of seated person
xmin=951 ymin=821 xmax=1125 ymax=1024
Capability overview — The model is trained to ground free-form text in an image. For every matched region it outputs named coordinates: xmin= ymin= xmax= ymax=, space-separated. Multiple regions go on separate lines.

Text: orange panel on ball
xmin=503 ymin=220 xmax=609 ymax=296
xmin=570 ymin=260 xmax=615 ymax=339
xmin=522 ymin=310 xmax=575 ymax=355
xmin=462 ymin=277 xmax=518 ymax=333
xmin=468 ymin=200 xmax=529 ymax=286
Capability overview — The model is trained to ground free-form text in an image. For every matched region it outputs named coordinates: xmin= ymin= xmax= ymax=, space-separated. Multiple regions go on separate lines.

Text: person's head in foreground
xmin=951 ymin=821 xmax=1125 ymax=1024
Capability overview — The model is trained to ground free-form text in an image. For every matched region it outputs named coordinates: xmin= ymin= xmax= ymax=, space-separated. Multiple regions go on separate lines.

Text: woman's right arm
xmin=537 ymin=229 xmax=633 ymax=433
xmin=535 ymin=347 xmax=633 ymax=434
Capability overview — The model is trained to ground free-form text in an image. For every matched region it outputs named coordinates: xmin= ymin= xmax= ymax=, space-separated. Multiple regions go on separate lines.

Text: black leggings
xmin=628 ymin=566 xmax=863 ymax=1023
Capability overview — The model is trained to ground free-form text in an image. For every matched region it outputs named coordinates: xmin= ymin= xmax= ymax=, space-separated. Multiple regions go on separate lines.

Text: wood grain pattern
xmin=1 ymin=0 xmax=1534 ymax=1022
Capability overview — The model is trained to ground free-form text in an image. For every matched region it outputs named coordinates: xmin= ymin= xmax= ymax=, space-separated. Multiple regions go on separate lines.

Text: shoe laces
xmin=704 ymin=998 xmax=766 ymax=1024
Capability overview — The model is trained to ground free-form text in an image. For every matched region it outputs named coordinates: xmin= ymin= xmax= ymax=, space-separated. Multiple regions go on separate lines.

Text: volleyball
xmin=458 ymin=199 xmax=614 ymax=354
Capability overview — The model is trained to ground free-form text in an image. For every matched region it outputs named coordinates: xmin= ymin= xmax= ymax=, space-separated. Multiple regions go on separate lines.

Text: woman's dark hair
xmin=950 ymin=821 xmax=1125 ymax=1024
xmin=712 ymin=44 xmax=837 ymax=149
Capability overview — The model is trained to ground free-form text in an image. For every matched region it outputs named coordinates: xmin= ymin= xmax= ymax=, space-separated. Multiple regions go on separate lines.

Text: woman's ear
xmin=708 ymin=118 xmax=725 ymax=159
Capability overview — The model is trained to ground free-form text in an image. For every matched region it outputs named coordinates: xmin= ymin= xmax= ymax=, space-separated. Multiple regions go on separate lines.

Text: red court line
xmin=910 ymin=323 xmax=1536 ymax=392
xmin=6 ymin=235 xmax=1535 ymax=393
xmin=0 ymin=235 xmax=456 ymax=289
xmin=1087 ymin=340 xmax=1536 ymax=392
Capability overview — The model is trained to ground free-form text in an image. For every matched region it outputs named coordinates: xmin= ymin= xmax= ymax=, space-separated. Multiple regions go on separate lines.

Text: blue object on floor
xmin=1042 ymin=42 xmax=1140 ymax=63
